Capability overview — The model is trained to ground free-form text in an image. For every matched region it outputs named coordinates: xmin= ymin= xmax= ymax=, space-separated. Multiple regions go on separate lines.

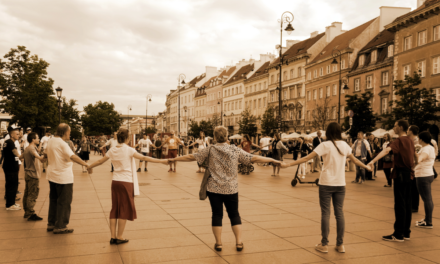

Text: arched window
xmin=298 ymin=67 xmax=302 ymax=77
xmin=290 ymin=69 xmax=294 ymax=79
xmin=271 ymin=75 xmax=274 ymax=84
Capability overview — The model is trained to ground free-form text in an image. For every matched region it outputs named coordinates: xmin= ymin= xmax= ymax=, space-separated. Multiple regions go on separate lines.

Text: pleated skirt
xmin=110 ymin=180 xmax=137 ymax=221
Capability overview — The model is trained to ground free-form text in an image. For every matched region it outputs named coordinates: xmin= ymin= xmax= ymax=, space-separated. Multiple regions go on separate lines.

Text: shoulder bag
xmin=199 ymin=146 xmax=213 ymax=200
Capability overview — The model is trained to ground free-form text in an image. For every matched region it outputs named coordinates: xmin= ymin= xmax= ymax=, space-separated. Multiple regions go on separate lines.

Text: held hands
xmin=365 ymin=163 xmax=373 ymax=172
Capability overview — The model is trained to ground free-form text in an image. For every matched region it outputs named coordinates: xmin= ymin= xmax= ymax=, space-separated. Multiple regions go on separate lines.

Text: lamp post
xmin=177 ymin=74 xmax=186 ymax=136
xmin=127 ymin=105 xmax=132 ymax=134
xmin=146 ymin=94 xmax=152 ymax=134
xmin=276 ymin=11 xmax=294 ymax=132
xmin=331 ymin=48 xmax=350 ymax=123
xmin=55 ymin=87 xmax=63 ymax=124
xmin=183 ymin=106 xmax=188 ymax=137
xmin=218 ymin=101 xmax=222 ymax=125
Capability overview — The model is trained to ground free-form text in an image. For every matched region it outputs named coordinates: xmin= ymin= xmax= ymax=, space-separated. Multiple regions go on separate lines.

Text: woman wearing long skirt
xmin=88 ymin=128 xmax=168 ymax=244
xmin=285 ymin=122 xmax=371 ymax=253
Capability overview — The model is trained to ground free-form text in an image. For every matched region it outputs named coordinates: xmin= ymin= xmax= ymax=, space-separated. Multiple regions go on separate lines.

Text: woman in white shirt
xmin=87 ymin=128 xmax=168 ymax=245
xmin=189 ymin=131 xmax=210 ymax=173
xmin=414 ymin=132 xmax=435 ymax=229
xmin=284 ymin=122 xmax=371 ymax=254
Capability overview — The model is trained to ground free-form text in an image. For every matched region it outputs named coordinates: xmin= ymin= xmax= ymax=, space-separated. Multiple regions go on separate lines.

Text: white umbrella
xmin=371 ymin=128 xmax=387 ymax=138
xmin=229 ymin=134 xmax=242 ymax=139
xmin=388 ymin=129 xmax=399 ymax=138
xmin=283 ymin=132 xmax=301 ymax=139
xmin=308 ymin=130 xmax=326 ymax=138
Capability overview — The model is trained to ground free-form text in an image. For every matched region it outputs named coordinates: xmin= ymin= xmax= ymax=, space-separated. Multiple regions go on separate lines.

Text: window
xmin=354 ymin=79 xmax=360 ymax=91
xmin=307 ymin=110 xmax=310 ymax=121
xmin=433 ymin=56 xmax=440 ymax=75
xmin=239 ymin=101 xmax=242 ymax=109
xmin=326 ymin=65 xmax=330 ymax=74
xmin=298 ymin=67 xmax=302 ymax=77
xmin=313 ymin=90 xmax=317 ymax=100
xmin=258 ymin=99 xmax=261 ymax=108
xmin=245 ymin=87 xmax=248 ymax=94
xmin=290 ymin=87 xmax=295 ymax=98
xmin=263 ymin=97 xmax=266 ymax=107
xmin=340 ymin=106 xmax=345 ymax=118
xmin=283 ymin=71 xmax=288 ymax=81
xmin=359 ymin=55 xmax=365 ymax=66
xmin=319 ymin=68 xmax=323 ymax=76
xmin=245 ymin=101 xmax=248 ymax=109
xmin=382 ymin=71 xmax=389 ymax=86
xmin=418 ymin=30 xmax=427 ymax=46
xmin=333 ymin=84 xmax=337 ymax=95
xmin=403 ymin=64 xmax=411 ymax=76
xmin=259 ymin=83 xmax=261 ymax=91
xmin=404 ymin=36 xmax=412 ymax=51
xmin=271 ymin=75 xmax=274 ymax=84
xmin=381 ymin=97 xmax=388 ymax=114
xmin=307 ymin=72 xmax=311 ymax=80
xmin=333 ymin=64 xmax=337 ymax=72
xmin=418 ymin=60 xmax=426 ymax=77
xmin=298 ymin=88 xmax=301 ymax=97
xmin=434 ymin=25 xmax=440 ymax=41
xmin=307 ymin=91 xmax=311 ymax=101
xmin=290 ymin=69 xmax=294 ymax=79
xmin=263 ymin=82 xmax=266 ymax=89
xmin=235 ymin=101 xmax=238 ymax=110
xmin=253 ymin=100 xmax=256 ymax=109
xmin=326 ymin=86 xmax=330 ymax=97
xmin=332 ymin=107 xmax=336 ymax=119
xmin=314 ymin=70 xmax=317 ymax=78
xmin=271 ymin=93 xmax=274 ymax=102
xmin=388 ymin=45 xmax=394 ymax=57
xmin=371 ymin=50 xmax=377 ymax=62
xmin=435 ymin=89 xmax=440 ymax=106
xmin=341 ymin=59 xmax=346 ymax=69
xmin=319 ymin=88 xmax=323 ymax=99
xmin=366 ymin=75 xmax=373 ymax=89
xmin=253 ymin=85 xmax=256 ymax=92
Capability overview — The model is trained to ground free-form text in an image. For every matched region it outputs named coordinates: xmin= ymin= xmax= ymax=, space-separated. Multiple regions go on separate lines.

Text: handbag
xmin=199 ymin=146 xmax=212 ymax=200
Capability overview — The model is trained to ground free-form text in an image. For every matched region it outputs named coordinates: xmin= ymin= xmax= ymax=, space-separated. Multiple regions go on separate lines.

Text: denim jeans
xmin=319 ymin=185 xmax=345 ymax=246
xmin=23 ymin=174 xmax=39 ymax=216
xmin=416 ymin=176 xmax=434 ymax=225
xmin=207 ymin=191 xmax=241 ymax=227
xmin=4 ymin=170 xmax=19 ymax=208
xmin=355 ymin=157 xmax=366 ymax=182
xmin=48 ymin=181 xmax=73 ymax=229
xmin=393 ymin=168 xmax=412 ymax=237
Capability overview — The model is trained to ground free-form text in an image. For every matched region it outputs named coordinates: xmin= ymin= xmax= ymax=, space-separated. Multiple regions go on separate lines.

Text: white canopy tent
xmin=282 ymin=132 xmax=302 ymax=140
xmin=229 ymin=134 xmax=243 ymax=139
xmin=371 ymin=128 xmax=388 ymax=138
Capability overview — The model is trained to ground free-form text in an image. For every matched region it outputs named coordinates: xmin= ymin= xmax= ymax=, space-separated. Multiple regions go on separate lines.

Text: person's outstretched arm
xmin=169 ymin=154 xmax=196 ymax=162
xmin=368 ymin=147 xmax=392 ymax=165
xmin=87 ymin=156 xmax=110 ymax=174
xmin=284 ymin=152 xmax=317 ymax=168
xmin=133 ymin=152 xmax=168 ymax=164
xmin=70 ymin=155 xmax=90 ymax=167
xmin=348 ymin=154 xmax=372 ymax=171
xmin=251 ymin=155 xmax=280 ymax=165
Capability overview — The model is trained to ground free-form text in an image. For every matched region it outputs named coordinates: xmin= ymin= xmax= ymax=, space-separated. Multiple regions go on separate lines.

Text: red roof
xmin=311 ymin=18 xmax=376 ymax=63
xmin=194 ymin=87 xmax=206 ymax=98
xmin=201 ymin=76 xmax=216 ymax=88
xmin=223 ymin=64 xmax=254 ymax=85
xmin=187 ymin=74 xmax=205 ymax=88
xmin=248 ymin=61 xmax=270 ymax=80
xmin=393 ymin=0 xmax=440 ymax=22
xmin=270 ymin=33 xmax=325 ymax=67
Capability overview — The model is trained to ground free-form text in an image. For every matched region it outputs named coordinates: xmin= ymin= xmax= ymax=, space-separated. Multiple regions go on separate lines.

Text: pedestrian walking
xmin=351 ymin=131 xmax=372 ymax=184
xmin=168 ymin=126 xmax=282 ymax=252
xmin=414 ymin=131 xmax=435 ymax=229
xmin=284 ymin=122 xmax=372 ymax=253
xmin=369 ymin=120 xmax=415 ymax=242
xmin=240 ymin=135 xmax=261 ymax=175
xmin=382 ymin=133 xmax=393 ymax=187
xmin=79 ymin=135 xmax=92 ymax=173
xmin=22 ymin=132 xmax=45 ymax=220
xmin=102 ymin=132 xmax=119 ymax=172
xmin=134 ymin=134 xmax=154 ymax=172
xmin=87 ymin=128 xmax=168 ymax=244
xmin=189 ymin=131 xmax=209 ymax=173
xmin=158 ymin=131 xmax=183 ymax=172
xmin=298 ymin=137 xmax=313 ymax=178
xmin=45 ymin=124 xmax=89 ymax=234
xmin=3 ymin=127 xmax=22 ymax=211
xmin=271 ymin=133 xmax=288 ymax=177
xmin=372 ymin=137 xmax=382 ymax=178
xmin=153 ymin=134 xmax=162 ymax=159
xmin=312 ymin=131 xmax=323 ymax=172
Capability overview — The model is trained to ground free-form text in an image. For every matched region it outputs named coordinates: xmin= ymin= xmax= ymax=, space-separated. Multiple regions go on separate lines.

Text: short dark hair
xmin=366 ymin=132 xmax=372 ymax=137
xmin=418 ymin=131 xmax=432 ymax=144
xmin=408 ymin=125 xmax=419 ymax=136
xmin=117 ymin=128 xmax=129 ymax=143
xmin=27 ymin=132 xmax=38 ymax=143
xmin=357 ymin=131 xmax=363 ymax=135
xmin=56 ymin=123 xmax=70 ymax=137
xmin=396 ymin=120 xmax=409 ymax=132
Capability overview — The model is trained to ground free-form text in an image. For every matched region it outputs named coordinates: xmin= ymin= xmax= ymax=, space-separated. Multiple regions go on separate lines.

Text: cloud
xmin=0 ymin=0 xmax=416 ymax=115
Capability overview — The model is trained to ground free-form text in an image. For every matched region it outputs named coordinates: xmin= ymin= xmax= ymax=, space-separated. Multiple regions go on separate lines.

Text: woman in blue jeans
xmin=285 ymin=123 xmax=372 ymax=253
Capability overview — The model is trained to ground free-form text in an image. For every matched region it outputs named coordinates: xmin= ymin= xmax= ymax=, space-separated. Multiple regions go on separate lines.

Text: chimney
xmin=417 ymin=0 xmax=426 ymax=8
xmin=205 ymin=66 xmax=218 ymax=80
xmin=325 ymin=22 xmax=344 ymax=43
xmin=310 ymin=31 xmax=319 ymax=38
xmin=379 ymin=6 xmax=411 ymax=30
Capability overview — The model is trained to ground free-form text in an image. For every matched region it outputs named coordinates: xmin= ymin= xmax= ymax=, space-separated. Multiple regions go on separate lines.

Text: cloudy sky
xmin=0 ymin=0 xmax=417 ymax=116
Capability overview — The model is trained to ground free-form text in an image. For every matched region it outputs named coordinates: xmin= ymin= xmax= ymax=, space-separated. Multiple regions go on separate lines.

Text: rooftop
xmin=392 ymin=0 xmax=440 ymax=22
xmin=223 ymin=64 xmax=254 ymax=85
xmin=248 ymin=61 xmax=270 ymax=80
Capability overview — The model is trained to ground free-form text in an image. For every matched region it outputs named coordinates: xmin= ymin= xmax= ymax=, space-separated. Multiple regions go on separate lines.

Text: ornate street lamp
xmin=276 ymin=11 xmax=294 ymax=131
xmin=331 ymin=48 xmax=350 ymax=123
xmin=127 ymin=105 xmax=132 ymax=134
xmin=146 ymin=94 xmax=152 ymax=134
xmin=55 ymin=87 xmax=63 ymax=124
xmin=177 ymin=74 xmax=186 ymax=136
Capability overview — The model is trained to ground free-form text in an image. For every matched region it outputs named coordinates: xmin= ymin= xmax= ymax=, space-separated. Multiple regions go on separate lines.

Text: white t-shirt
xmin=260 ymin=137 xmax=271 ymax=150
xmin=104 ymin=138 xmax=119 ymax=149
xmin=138 ymin=139 xmax=153 ymax=153
xmin=106 ymin=144 xmax=137 ymax=183
xmin=40 ymin=135 xmax=52 ymax=150
xmin=415 ymin=145 xmax=435 ymax=177
xmin=353 ymin=139 xmax=370 ymax=157
xmin=431 ymin=139 xmax=438 ymax=156
xmin=15 ymin=140 xmax=22 ymax=165
xmin=45 ymin=137 xmax=75 ymax=184
xmin=23 ymin=133 xmax=29 ymax=149
xmin=197 ymin=138 xmax=209 ymax=149
xmin=314 ymin=141 xmax=352 ymax=186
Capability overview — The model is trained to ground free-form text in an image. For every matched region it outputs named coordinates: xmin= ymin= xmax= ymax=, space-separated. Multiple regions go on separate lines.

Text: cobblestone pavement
xmin=1 ymin=153 xmax=440 ymax=264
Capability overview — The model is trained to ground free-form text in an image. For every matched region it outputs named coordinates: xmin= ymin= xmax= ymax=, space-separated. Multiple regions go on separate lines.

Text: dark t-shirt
xmin=241 ymin=140 xmax=251 ymax=153
xmin=2 ymin=139 xmax=19 ymax=172
xmin=389 ymin=136 xmax=415 ymax=179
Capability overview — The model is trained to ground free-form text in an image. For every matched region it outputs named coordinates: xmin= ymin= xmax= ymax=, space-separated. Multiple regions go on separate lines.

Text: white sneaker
xmin=301 ymin=176 xmax=305 ymax=179
xmin=6 ymin=204 xmax=21 ymax=210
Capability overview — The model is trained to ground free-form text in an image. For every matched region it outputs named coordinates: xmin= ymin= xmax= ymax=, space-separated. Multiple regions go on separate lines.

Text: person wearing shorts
xmin=135 ymin=134 xmax=153 ymax=172
xmin=158 ymin=131 xmax=183 ymax=172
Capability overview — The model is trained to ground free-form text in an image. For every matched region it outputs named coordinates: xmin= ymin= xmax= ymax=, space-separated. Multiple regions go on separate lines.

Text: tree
xmin=343 ymin=91 xmax=377 ymax=138
xmin=261 ymin=107 xmax=277 ymax=136
xmin=81 ymin=101 xmax=121 ymax=136
xmin=382 ymin=71 xmax=440 ymax=131
xmin=311 ymin=97 xmax=333 ymax=131
xmin=238 ymin=107 xmax=257 ymax=137
xmin=60 ymin=97 xmax=82 ymax=139
xmin=0 ymin=46 xmax=58 ymax=130
xmin=200 ymin=120 xmax=213 ymax=137
xmin=210 ymin=113 xmax=222 ymax=127
xmin=144 ymin=126 xmax=157 ymax=134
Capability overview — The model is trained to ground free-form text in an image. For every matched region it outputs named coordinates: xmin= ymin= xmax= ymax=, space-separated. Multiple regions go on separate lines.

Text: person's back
xmin=24 ymin=146 xmax=41 ymax=179
xmin=260 ymin=137 xmax=271 ymax=150
xmin=46 ymin=137 xmax=75 ymax=184
xmin=314 ymin=140 xmax=352 ymax=186
xmin=106 ymin=144 xmax=136 ymax=183
xmin=415 ymin=144 xmax=435 ymax=177
xmin=391 ymin=136 xmax=415 ymax=172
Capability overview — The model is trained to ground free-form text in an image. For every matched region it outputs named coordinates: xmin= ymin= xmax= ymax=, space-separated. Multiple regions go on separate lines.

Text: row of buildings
xmin=156 ymin=0 xmax=440 ymax=141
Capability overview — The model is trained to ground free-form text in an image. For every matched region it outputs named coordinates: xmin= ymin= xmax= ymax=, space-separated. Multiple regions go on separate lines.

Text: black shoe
xmin=144 ymin=168 xmax=147 ymax=172
xmin=27 ymin=214 xmax=43 ymax=221
xmin=115 ymin=238 xmax=129 ymax=244
xmin=53 ymin=228 xmax=74 ymax=234
xmin=110 ymin=238 xmax=117 ymax=245
xmin=137 ymin=168 xmax=141 ymax=172
xmin=111 ymin=170 xmax=114 ymax=172
xmin=382 ymin=234 xmax=404 ymax=242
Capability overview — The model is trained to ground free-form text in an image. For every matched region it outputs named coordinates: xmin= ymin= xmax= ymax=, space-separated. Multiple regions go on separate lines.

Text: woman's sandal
xmin=236 ymin=243 xmax=244 ymax=251
xmin=214 ymin=243 xmax=222 ymax=251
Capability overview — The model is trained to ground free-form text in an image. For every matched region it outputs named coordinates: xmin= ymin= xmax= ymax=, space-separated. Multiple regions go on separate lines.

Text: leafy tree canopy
xmin=81 ymin=101 xmax=121 ymax=136
xmin=343 ymin=91 xmax=377 ymax=138
xmin=261 ymin=107 xmax=277 ymax=136
xmin=238 ymin=107 xmax=257 ymax=138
